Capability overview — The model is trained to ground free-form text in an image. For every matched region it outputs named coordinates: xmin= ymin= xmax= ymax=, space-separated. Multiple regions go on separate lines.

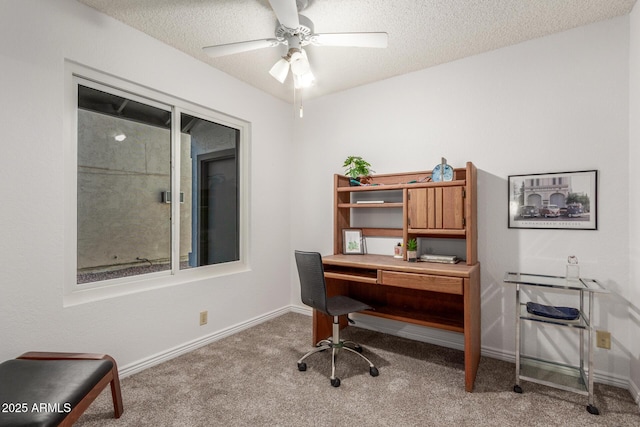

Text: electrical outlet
xmin=596 ymin=330 xmax=611 ymax=349
xmin=199 ymin=311 xmax=208 ymax=326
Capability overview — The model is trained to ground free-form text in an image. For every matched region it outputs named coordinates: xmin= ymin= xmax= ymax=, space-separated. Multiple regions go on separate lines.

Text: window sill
xmin=63 ymin=261 xmax=250 ymax=307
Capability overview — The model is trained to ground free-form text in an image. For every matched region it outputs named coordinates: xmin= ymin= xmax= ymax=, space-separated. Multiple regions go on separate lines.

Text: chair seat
xmin=326 ymin=295 xmax=372 ymax=317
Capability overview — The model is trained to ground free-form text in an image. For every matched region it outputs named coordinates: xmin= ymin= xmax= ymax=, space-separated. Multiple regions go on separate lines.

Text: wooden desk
xmin=318 ymin=254 xmax=481 ymax=392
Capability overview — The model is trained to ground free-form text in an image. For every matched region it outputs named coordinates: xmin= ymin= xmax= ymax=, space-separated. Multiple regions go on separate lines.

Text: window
xmin=68 ymin=65 xmax=248 ymax=300
xmin=179 ymin=113 xmax=239 ymax=269
xmin=77 ymin=84 xmax=173 ymax=283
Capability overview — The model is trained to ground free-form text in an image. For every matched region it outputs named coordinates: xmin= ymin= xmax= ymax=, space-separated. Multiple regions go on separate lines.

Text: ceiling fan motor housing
xmin=276 ymin=14 xmax=314 ymax=45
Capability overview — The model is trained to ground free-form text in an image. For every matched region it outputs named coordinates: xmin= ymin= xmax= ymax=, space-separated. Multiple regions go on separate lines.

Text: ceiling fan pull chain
xmin=293 ymin=86 xmax=303 ymax=118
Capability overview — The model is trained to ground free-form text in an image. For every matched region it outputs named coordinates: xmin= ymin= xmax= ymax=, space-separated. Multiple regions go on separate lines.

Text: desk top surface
xmin=322 ymin=254 xmax=479 ymax=278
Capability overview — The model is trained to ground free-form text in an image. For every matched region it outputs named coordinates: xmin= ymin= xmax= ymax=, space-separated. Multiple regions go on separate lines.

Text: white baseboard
xmin=289 ymin=305 xmax=312 ymax=316
xmin=352 ymin=312 xmax=632 ymax=391
xmin=630 ymin=377 xmax=640 ymax=410
xmin=118 ymin=304 xmax=638 ymax=407
xmin=118 ymin=306 xmax=291 ymax=378
xmin=483 ymin=344 xmax=630 ymax=390
xmin=344 ymin=310 xmax=635 ymax=397
xmin=295 ymin=307 xmax=632 ymax=383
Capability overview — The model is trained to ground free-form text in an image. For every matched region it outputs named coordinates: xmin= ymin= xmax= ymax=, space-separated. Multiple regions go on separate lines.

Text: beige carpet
xmin=76 ymin=312 xmax=639 ymax=426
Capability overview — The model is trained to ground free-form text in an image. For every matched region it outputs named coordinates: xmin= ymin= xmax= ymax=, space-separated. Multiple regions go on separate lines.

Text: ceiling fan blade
xmin=268 ymin=0 xmax=300 ymax=30
xmin=311 ymin=32 xmax=388 ymax=48
xmin=203 ymin=39 xmax=279 ymax=58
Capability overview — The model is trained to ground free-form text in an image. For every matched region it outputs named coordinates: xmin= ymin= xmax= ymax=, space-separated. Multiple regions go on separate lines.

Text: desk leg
xmin=464 ymin=268 xmax=481 ymax=392
xmin=312 ymin=310 xmax=349 ymax=345
xmin=312 ymin=310 xmax=332 ymax=345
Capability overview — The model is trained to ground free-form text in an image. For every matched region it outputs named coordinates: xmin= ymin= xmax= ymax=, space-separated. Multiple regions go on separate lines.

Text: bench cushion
xmin=0 ymin=359 xmax=113 ymax=427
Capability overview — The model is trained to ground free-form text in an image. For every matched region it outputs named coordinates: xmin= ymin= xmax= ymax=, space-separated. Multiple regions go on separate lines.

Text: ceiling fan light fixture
xmin=291 ymin=49 xmax=314 ymax=88
xmin=269 ymin=57 xmax=290 ymax=83
xmin=293 ymin=69 xmax=315 ymax=89
xmin=289 ymin=49 xmax=308 ymax=73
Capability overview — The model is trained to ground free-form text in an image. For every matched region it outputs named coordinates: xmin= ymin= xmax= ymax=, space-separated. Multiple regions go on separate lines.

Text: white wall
xmin=293 ymin=16 xmax=635 ymax=386
xmin=628 ymin=3 xmax=640 ymax=400
xmin=0 ymin=0 xmax=292 ymax=369
xmin=1 ymin=0 xmax=637 ymax=397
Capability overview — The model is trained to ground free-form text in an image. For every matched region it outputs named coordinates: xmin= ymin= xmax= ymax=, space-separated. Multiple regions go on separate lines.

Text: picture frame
xmin=508 ymin=170 xmax=597 ymax=230
xmin=342 ymin=229 xmax=364 ymax=254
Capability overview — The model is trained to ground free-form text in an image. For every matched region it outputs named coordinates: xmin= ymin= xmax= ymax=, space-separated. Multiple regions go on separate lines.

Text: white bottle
xmin=566 ymin=255 xmax=579 ymax=280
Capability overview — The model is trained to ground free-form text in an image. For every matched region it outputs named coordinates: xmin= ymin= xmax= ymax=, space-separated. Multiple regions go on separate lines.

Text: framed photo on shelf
xmin=508 ymin=170 xmax=597 ymax=230
xmin=343 ymin=229 xmax=364 ymax=254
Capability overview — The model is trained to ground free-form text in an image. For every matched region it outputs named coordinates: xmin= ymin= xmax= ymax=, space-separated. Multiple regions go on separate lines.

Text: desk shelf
xmin=324 ymin=271 xmax=377 ymax=284
xmin=407 ymin=228 xmax=467 ymax=237
xmin=336 ymin=179 xmax=467 ymax=192
xmin=361 ymin=307 xmax=465 ymax=333
xmin=338 ymin=202 xmax=404 ymax=209
xmin=333 ymin=163 xmax=477 ymax=265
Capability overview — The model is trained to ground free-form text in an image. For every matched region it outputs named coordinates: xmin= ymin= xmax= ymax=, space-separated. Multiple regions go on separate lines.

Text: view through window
xmin=76 ymin=81 xmax=241 ymax=285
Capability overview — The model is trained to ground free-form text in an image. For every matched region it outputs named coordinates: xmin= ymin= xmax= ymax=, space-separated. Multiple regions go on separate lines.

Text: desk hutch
xmin=317 ymin=161 xmax=481 ymax=392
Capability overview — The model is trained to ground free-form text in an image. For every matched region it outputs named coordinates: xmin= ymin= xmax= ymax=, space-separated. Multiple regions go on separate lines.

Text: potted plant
xmin=343 ymin=156 xmax=374 ymax=185
xmin=406 ymin=238 xmax=418 ymax=262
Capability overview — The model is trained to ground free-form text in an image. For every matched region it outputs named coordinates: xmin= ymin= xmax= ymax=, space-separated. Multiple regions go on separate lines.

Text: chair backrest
xmin=294 ymin=250 xmax=329 ymax=315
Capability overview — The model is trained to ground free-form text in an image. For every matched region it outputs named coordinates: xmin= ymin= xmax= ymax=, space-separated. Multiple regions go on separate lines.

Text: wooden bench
xmin=0 ymin=352 xmax=123 ymax=426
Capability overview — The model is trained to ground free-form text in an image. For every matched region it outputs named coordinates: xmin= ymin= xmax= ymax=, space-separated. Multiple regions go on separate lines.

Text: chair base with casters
xmin=297 ymin=313 xmax=379 ymax=387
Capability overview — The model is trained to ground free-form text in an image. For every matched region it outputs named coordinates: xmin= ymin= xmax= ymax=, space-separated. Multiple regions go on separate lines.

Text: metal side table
xmin=503 ymin=272 xmax=608 ymax=415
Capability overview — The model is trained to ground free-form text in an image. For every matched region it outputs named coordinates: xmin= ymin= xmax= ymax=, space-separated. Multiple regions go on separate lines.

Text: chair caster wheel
xmin=297 ymin=362 xmax=307 ymax=372
xmin=370 ymin=366 xmax=379 ymax=377
xmin=513 ymin=385 xmax=522 ymax=393
xmin=331 ymin=378 xmax=341 ymax=387
xmin=586 ymin=404 xmax=600 ymax=415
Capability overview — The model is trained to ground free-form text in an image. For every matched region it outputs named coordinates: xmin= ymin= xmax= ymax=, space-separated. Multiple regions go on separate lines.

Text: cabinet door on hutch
xmin=408 ymin=187 xmax=464 ymax=230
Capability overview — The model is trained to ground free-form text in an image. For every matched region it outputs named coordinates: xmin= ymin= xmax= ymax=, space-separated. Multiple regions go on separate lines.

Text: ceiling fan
xmin=202 ymin=0 xmax=388 ymax=89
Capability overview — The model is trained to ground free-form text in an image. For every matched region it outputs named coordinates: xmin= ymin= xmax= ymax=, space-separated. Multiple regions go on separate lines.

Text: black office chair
xmin=294 ymin=250 xmax=379 ymax=387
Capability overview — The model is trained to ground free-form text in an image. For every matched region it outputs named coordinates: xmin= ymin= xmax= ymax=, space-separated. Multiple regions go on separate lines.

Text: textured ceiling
xmin=76 ymin=0 xmax=637 ymax=103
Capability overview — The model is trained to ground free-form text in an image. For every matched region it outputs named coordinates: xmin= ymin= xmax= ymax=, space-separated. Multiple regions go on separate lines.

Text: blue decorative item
xmin=432 ymin=157 xmax=453 ymax=182
xmin=526 ymin=302 xmax=580 ymax=321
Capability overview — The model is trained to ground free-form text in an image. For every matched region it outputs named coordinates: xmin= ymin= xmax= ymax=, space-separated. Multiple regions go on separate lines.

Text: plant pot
xmin=349 ymin=176 xmax=373 ymax=186
xmin=407 ymin=250 xmax=417 ymax=262
xmin=359 ymin=175 xmax=372 ymax=185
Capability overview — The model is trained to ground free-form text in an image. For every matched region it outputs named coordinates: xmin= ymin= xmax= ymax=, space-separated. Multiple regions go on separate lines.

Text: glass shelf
xmin=504 ymin=272 xmax=607 ymax=293
xmin=519 ymin=356 xmax=588 ymax=396
xmin=518 ymin=304 xmax=589 ymax=329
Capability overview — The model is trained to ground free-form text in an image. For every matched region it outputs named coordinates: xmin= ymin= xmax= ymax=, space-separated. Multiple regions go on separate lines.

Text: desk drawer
xmin=380 ymin=271 xmax=463 ymax=295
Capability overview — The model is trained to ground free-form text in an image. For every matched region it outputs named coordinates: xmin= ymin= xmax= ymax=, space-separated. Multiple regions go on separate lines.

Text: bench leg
xmin=17 ymin=352 xmax=123 ymax=421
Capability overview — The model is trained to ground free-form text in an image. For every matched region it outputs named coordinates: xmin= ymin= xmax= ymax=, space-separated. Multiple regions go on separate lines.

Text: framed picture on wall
xmin=343 ymin=229 xmax=364 ymax=254
xmin=508 ymin=170 xmax=598 ymax=230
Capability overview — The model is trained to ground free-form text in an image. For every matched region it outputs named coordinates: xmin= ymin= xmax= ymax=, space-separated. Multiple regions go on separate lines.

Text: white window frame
xmin=64 ymin=61 xmax=250 ymax=306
